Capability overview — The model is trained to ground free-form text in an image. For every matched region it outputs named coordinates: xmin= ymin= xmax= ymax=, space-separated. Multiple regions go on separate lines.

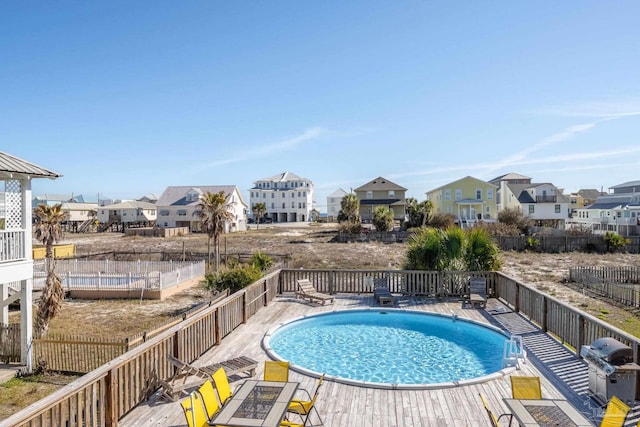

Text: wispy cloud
xmin=195 ymin=127 xmax=328 ymax=169
xmin=534 ymin=100 xmax=640 ymax=119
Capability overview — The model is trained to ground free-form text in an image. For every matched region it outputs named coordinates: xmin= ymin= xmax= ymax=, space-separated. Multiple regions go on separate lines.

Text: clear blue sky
xmin=3 ymin=1 xmax=639 ymax=211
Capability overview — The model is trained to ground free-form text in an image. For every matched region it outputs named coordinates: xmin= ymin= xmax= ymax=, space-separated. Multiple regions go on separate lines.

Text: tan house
xmin=97 ymin=201 xmax=157 ymax=232
xmin=354 ymin=177 xmax=407 ymax=224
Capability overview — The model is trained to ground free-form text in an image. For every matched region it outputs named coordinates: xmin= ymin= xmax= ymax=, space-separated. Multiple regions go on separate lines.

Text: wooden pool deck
xmin=120 ymin=294 xmax=638 ymax=426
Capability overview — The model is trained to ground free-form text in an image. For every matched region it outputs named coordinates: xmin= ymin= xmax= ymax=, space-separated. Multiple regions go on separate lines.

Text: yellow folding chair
xmin=211 ymin=367 xmax=233 ymax=406
xmin=510 ymin=376 xmax=542 ymax=399
xmin=288 ymin=375 xmax=325 ymax=426
xmin=599 ymin=395 xmax=630 ymax=427
xmin=197 ymin=380 xmax=222 ymax=421
xmin=181 ymin=391 xmax=209 ymax=427
xmin=479 ymin=393 xmax=513 ymax=427
xmin=264 ymin=360 xmax=290 ymax=382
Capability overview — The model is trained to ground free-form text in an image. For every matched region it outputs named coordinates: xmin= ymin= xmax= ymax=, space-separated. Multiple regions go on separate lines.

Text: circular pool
xmin=262 ymin=309 xmax=512 ymax=389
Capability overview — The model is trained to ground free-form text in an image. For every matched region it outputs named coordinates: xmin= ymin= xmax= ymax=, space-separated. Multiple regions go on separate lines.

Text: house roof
xmin=354 ymin=177 xmax=407 ymax=192
xmin=0 ymin=151 xmax=61 ymax=179
xmin=428 ymin=176 xmax=495 ymax=193
xmin=610 ymin=180 xmax=640 ymax=189
xmin=578 ymin=189 xmax=605 ymax=200
xmin=586 ymin=194 xmax=639 ymax=209
xmin=156 ymin=185 xmax=247 ymax=207
xmin=327 ymin=188 xmax=348 ymax=198
xmin=60 ymin=202 xmax=98 ymax=210
xmin=34 ymin=194 xmax=75 ymax=202
xmin=489 ymin=172 xmax=531 ymax=183
xmin=256 ymin=171 xmax=310 ymax=184
xmin=100 ymin=201 xmax=157 ymax=210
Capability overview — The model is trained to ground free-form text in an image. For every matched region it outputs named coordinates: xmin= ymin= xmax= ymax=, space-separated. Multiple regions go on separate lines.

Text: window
xmin=455 ymin=189 xmax=462 ymax=201
xmin=555 ymin=204 xmax=561 ymax=213
xmin=271 ymin=193 xmax=274 ymax=198
xmin=298 ymin=203 xmax=302 ymax=208
xmin=476 ymin=189 xmax=482 ymax=200
xmin=486 ymin=206 xmax=490 ymax=213
xmin=263 ymin=193 xmax=266 ymax=198
xmin=177 ymin=209 xmax=187 ymax=216
xmin=388 ymin=190 xmax=395 ymax=198
xmin=291 ymin=202 xmax=295 ymax=208
xmin=160 ymin=210 xmax=170 ymax=216
xmin=282 ymin=203 xmax=285 ymax=208
xmin=529 ymin=205 xmax=535 ymax=214
xmin=298 ymin=192 xmax=301 ymax=197
xmin=303 ymin=192 xmax=306 ymax=197
xmin=291 ymin=192 xmax=295 ymax=198
xmin=282 ymin=193 xmax=285 ymax=198
xmin=487 ymin=189 xmax=493 ymax=200
xmin=303 ymin=202 xmax=305 ymax=208
xmin=330 ymin=198 xmax=334 ymax=203
xmin=366 ymin=191 xmax=373 ymax=199
xmin=446 ymin=206 xmax=453 ymax=213
xmin=445 ymin=189 xmax=451 ymax=200
xmin=271 ymin=203 xmax=274 ymax=208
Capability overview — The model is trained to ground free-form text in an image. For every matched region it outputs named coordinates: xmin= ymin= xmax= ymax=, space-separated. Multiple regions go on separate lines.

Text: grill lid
xmin=590 ymin=337 xmax=633 ymax=364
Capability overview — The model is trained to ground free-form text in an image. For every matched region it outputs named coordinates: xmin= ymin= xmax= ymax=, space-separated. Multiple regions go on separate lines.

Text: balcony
xmin=0 ymin=229 xmax=26 ymax=263
xmin=535 ymin=195 xmax=557 ymax=203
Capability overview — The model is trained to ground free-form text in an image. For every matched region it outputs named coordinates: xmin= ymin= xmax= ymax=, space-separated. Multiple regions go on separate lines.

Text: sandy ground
xmin=31 ymin=224 xmax=640 ymax=337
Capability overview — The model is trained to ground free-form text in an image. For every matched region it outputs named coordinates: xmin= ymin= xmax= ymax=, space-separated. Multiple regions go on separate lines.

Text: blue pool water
xmin=264 ymin=309 xmax=508 ymax=386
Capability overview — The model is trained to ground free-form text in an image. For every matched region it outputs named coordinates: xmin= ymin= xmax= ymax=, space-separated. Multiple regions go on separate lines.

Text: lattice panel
xmin=4 ymin=180 xmax=23 ymax=230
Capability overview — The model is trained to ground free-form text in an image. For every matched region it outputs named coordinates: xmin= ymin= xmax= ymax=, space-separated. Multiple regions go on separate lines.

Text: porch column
xmin=0 ymin=284 xmax=7 ymax=325
xmin=21 ymin=179 xmax=34 ymax=372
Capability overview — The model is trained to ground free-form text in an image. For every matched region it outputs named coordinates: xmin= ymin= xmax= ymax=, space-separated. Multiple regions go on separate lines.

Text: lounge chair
xmin=295 ymin=279 xmax=334 ymax=305
xmin=463 ymin=277 xmax=487 ymax=308
xmin=510 ymin=376 xmax=542 ymax=399
xmin=160 ymin=355 xmax=258 ymax=401
xmin=264 ymin=360 xmax=289 ymax=382
xmin=288 ymin=375 xmax=325 ymax=426
xmin=479 ymin=393 xmax=513 ymax=427
xmin=373 ymin=277 xmax=395 ymax=305
xmin=599 ymin=395 xmax=629 ymax=427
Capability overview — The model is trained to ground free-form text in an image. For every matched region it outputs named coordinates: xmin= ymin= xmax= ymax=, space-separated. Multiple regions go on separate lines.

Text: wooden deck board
xmin=119 ymin=294 xmax=633 ymax=426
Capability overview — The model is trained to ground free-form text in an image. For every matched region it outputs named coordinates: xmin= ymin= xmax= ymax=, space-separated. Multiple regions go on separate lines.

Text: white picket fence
xmin=33 ymin=260 xmax=205 ymax=291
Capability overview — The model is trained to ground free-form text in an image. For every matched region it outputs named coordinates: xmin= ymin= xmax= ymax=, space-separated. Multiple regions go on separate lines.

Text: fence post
xmin=542 ymin=297 xmax=548 ymax=332
xmin=105 ymin=367 xmax=119 ymax=427
xmin=329 ymin=271 xmax=334 ymax=295
xmin=515 ymin=282 xmax=520 ymax=313
xmin=577 ymin=314 xmax=585 ymax=359
xmin=67 ymin=271 xmax=71 ymax=292
xmin=215 ymin=308 xmax=221 ymax=345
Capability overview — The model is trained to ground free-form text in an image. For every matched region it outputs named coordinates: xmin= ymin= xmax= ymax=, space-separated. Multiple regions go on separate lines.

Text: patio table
xmin=503 ymin=398 xmax=594 ymax=427
xmin=209 ymin=380 xmax=298 ymax=427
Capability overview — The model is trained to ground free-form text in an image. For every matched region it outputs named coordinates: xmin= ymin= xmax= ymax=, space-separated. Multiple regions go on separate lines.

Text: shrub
xmin=498 ymin=208 xmax=531 ymax=235
xmin=604 ymin=232 xmax=630 ymax=252
xmin=250 ymin=251 xmax=273 ymax=271
xmin=426 ymin=213 xmax=455 ymax=229
xmin=203 ymin=265 xmax=262 ymax=294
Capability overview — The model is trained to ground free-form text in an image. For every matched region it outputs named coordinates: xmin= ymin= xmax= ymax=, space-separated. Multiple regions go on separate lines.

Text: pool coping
xmin=261 ymin=307 xmax=517 ymax=390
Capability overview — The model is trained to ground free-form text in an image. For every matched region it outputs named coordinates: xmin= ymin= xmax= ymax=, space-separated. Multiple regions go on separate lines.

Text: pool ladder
xmin=503 ymin=335 xmax=527 ymax=369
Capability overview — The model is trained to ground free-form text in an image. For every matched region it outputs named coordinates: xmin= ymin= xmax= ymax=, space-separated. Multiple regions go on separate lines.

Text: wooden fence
xmin=569 ymin=266 xmax=640 ymax=308
xmin=0 ymin=323 xmax=20 ymax=363
xmin=495 ymin=235 xmax=640 ymax=253
xmin=6 ymin=267 xmax=640 ymax=426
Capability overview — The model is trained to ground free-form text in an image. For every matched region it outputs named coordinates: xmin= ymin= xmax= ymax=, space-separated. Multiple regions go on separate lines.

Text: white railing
xmin=32 ymin=260 xmax=205 ymax=291
xmin=0 ymin=229 xmax=26 ymax=263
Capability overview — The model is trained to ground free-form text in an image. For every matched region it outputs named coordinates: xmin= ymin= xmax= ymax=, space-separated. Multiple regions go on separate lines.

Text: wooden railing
xmin=7 ymin=267 xmax=640 ymax=426
xmin=0 ymin=229 xmax=26 ymax=263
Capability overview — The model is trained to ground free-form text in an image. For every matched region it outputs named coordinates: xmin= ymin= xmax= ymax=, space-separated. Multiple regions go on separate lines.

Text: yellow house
xmin=426 ymin=176 xmax=497 ymax=225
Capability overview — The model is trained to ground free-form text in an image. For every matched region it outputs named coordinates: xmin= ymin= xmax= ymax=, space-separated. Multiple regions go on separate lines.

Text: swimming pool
xmin=262 ymin=309 xmax=513 ymax=389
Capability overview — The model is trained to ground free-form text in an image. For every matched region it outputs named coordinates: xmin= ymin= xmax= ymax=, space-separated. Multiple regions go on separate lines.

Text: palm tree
xmin=193 ymin=191 xmax=235 ymax=271
xmin=252 ymin=202 xmax=267 ymax=229
xmin=33 ymin=203 xmax=67 ymax=336
xmin=340 ymin=193 xmax=360 ymax=224
xmin=372 ymin=206 xmax=394 ymax=231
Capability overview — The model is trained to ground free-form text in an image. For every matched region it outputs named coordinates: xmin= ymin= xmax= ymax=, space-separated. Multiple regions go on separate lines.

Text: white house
xmin=249 ymin=172 xmax=313 ymax=222
xmin=96 ymin=201 xmax=157 ymax=231
xmin=326 ymin=188 xmax=348 ymax=222
xmin=570 ymin=180 xmax=640 ymax=235
xmin=156 ymin=185 xmax=248 ymax=232
xmin=0 ymin=151 xmax=61 ymax=372
xmin=490 ymin=173 xmax=570 ymax=229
